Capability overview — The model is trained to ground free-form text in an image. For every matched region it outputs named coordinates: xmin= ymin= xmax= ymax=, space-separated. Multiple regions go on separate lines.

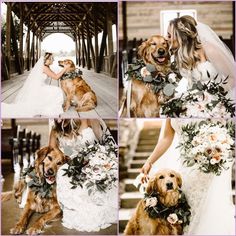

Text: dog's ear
xmin=145 ymin=177 xmax=157 ymax=194
xmin=175 ymin=172 xmax=182 ymax=188
xmin=63 ymin=155 xmax=70 ymax=164
xmin=138 ymin=41 xmax=148 ymax=59
xmin=35 ymin=146 xmax=52 ymax=177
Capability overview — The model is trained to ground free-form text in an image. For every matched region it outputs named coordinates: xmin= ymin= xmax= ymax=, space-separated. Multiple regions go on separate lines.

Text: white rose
xmin=25 ymin=175 xmax=32 ymax=183
xmin=145 ymin=197 xmax=158 ymax=207
xmin=210 ymin=158 xmax=217 ymax=165
xmin=140 ymin=67 xmax=151 ymax=77
xmin=168 ymin=73 xmax=177 ymax=83
xmin=167 ymin=213 xmax=179 ymax=224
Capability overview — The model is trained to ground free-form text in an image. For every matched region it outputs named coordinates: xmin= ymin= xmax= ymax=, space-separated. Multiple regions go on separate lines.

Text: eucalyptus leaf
xmin=143 ymin=75 xmax=153 ymax=82
xmin=146 ymin=64 xmax=156 ymax=72
xmin=163 ymin=84 xmax=175 ymax=96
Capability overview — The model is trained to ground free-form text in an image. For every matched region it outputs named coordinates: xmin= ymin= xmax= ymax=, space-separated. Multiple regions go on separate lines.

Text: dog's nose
xmin=158 ymin=48 xmax=165 ymax=56
xmin=166 ymin=182 xmax=173 ymax=190
xmin=47 ymin=168 xmax=54 ymax=176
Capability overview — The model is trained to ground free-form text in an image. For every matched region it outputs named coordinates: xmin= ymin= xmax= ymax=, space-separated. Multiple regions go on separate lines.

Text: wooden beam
xmin=31 ymin=33 xmax=35 ymax=67
xmin=86 ymin=18 xmax=91 ymax=70
xmin=19 ymin=3 xmax=24 ymax=72
xmin=10 ymin=13 xmax=22 ymax=74
xmin=93 ymin=5 xmax=99 ymax=72
xmin=97 ymin=20 xmax=107 ymax=73
xmin=78 ymin=33 xmax=81 ymax=66
xmin=6 ymin=3 xmax=12 ymax=77
xmin=75 ymin=36 xmax=78 ymax=65
xmin=25 ymin=20 xmax=32 ymax=71
xmin=107 ymin=3 xmax=114 ymax=56
xmin=81 ymin=23 xmax=87 ymax=68
xmin=122 ymin=1 xmax=127 ymax=50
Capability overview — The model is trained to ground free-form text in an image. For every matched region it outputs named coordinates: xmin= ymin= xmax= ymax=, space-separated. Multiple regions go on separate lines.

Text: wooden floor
xmin=1 ymin=68 xmax=117 ymax=118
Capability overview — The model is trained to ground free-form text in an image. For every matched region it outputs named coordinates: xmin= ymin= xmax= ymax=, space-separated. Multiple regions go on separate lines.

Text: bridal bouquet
xmin=178 ymin=121 xmax=235 ymax=175
xmin=161 ymin=74 xmax=235 ymax=118
xmin=63 ymin=135 xmax=118 ymax=195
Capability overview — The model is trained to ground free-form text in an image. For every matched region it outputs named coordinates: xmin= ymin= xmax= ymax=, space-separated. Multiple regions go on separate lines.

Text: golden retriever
xmin=124 ymin=169 xmax=183 ymax=235
xmin=9 ymin=146 xmax=69 ymax=235
xmin=58 ymin=59 xmax=97 ymax=112
xmin=129 ymin=35 xmax=171 ymax=117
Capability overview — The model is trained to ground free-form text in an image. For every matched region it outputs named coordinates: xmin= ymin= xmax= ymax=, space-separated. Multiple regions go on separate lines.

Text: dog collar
xmin=23 ymin=166 xmax=55 ymax=198
xmin=60 ymin=70 xmax=83 ymax=81
xmin=144 ymin=190 xmax=191 ymax=227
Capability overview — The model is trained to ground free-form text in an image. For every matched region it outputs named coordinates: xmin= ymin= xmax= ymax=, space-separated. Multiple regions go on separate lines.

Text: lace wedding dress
xmin=150 ymin=119 xmax=234 ymax=235
xmin=1 ymin=57 xmax=64 ymax=117
xmin=56 ymin=127 xmax=118 ymax=232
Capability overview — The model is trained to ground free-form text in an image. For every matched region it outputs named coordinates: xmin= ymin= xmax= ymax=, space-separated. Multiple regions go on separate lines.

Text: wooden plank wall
xmin=119 ymin=1 xmax=233 ymax=40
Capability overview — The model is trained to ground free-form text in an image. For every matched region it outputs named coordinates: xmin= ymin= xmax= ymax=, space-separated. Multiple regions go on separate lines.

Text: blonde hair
xmin=169 ymin=15 xmax=202 ymax=70
xmin=53 ymin=119 xmax=81 ymax=137
xmin=44 ymin=52 xmax=53 ymax=66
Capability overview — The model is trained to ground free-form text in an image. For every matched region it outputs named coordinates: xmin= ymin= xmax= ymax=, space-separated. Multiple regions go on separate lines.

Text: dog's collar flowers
xmin=126 ymin=59 xmax=181 ymax=96
xmin=144 ymin=190 xmax=191 ymax=227
xmin=23 ymin=166 xmax=55 ymax=198
xmin=60 ymin=69 xmax=83 ymax=81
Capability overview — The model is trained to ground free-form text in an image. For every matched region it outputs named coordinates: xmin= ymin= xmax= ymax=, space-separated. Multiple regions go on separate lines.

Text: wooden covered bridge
xmin=2 ymin=2 xmax=117 ymax=118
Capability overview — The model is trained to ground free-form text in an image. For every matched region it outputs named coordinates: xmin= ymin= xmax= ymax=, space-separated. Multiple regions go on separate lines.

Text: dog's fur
xmin=124 ymin=169 xmax=183 ymax=235
xmin=130 ymin=35 xmax=171 ymax=117
xmin=58 ymin=59 xmax=97 ymax=112
xmin=9 ymin=146 xmax=69 ymax=235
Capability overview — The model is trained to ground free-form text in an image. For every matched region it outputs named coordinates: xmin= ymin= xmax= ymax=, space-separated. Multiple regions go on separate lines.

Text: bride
xmin=1 ymin=52 xmax=70 ymax=117
xmin=140 ymin=118 xmax=234 ymax=235
xmin=164 ymin=15 xmax=235 ymax=117
xmin=49 ymin=119 xmax=118 ymax=232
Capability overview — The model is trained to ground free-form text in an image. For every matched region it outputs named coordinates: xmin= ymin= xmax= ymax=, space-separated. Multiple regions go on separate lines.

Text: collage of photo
xmin=1 ymin=1 xmax=235 ymax=235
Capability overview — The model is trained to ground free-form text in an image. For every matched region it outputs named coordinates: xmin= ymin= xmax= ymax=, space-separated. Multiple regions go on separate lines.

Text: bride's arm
xmin=49 ymin=129 xmax=59 ymax=149
xmin=141 ymin=119 xmax=175 ymax=181
xmin=43 ymin=66 xmax=67 ymax=80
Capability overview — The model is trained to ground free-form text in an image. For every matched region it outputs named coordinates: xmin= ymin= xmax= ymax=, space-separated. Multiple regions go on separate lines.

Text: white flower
xmin=145 ymin=197 xmax=158 ymax=207
xmin=167 ymin=213 xmax=179 ymax=224
xmin=168 ymin=73 xmax=177 ymax=83
xmin=140 ymin=67 xmax=151 ymax=77
xmin=210 ymin=158 xmax=217 ymax=165
xmin=25 ymin=175 xmax=32 ymax=183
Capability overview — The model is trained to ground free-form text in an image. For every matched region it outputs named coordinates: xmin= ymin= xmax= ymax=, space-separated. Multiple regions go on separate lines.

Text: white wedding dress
xmin=1 ymin=57 xmax=64 ymax=117
xmin=56 ymin=127 xmax=118 ymax=232
xmin=149 ymin=119 xmax=235 ymax=235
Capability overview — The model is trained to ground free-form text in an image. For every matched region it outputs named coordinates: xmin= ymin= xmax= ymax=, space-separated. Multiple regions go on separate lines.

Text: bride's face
xmin=165 ymin=25 xmax=179 ymax=50
xmin=46 ymin=56 xmax=54 ymax=66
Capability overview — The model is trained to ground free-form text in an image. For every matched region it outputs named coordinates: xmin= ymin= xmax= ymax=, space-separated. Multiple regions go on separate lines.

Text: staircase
xmin=119 ymin=126 xmax=161 ymax=233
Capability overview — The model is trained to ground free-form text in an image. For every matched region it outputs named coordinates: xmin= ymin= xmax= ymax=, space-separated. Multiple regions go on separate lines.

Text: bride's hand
xmin=141 ymin=160 xmax=152 ymax=183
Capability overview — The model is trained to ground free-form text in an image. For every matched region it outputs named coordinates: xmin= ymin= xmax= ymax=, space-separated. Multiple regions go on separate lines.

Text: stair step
xmin=124 ymin=178 xmax=138 ymax=192
xmin=133 ymin=152 xmax=151 ymax=160
xmin=120 ymin=191 xmax=143 ymax=208
xmin=130 ymin=160 xmax=146 ymax=168
xmin=119 ymin=208 xmax=135 ymax=233
xmin=128 ymin=169 xmax=140 ymax=178
xmin=136 ymin=146 xmax=155 ymax=152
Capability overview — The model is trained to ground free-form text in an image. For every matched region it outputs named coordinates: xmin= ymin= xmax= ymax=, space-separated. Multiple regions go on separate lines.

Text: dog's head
xmin=34 ymin=146 xmax=69 ymax=185
xmin=146 ymin=169 xmax=182 ymax=207
xmin=58 ymin=59 xmax=75 ymax=72
xmin=138 ymin=35 xmax=169 ymax=68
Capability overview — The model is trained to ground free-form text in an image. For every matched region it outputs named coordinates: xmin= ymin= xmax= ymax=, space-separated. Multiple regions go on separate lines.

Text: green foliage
xmin=144 ymin=191 xmax=191 ymax=227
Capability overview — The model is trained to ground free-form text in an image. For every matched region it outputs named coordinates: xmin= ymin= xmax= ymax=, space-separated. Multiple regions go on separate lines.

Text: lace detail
xmin=57 ymin=127 xmax=118 ymax=232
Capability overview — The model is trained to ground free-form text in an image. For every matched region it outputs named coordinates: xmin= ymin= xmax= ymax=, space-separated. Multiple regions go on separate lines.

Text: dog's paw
xmin=10 ymin=225 xmax=24 ymax=234
xmin=26 ymin=226 xmax=42 ymax=235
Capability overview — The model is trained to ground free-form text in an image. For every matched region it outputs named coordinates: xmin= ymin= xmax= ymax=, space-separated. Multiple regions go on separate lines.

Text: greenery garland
xmin=144 ymin=190 xmax=191 ymax=227
xmin=161 ymin=73 xmax=235 ymax=117
xmin=23 ymin=166 xmax=55 ymax=198
xmin=61 ymin=69 xmax=83 ymax=81
xmin=126 ymin=59 xmax=181 ymax=96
